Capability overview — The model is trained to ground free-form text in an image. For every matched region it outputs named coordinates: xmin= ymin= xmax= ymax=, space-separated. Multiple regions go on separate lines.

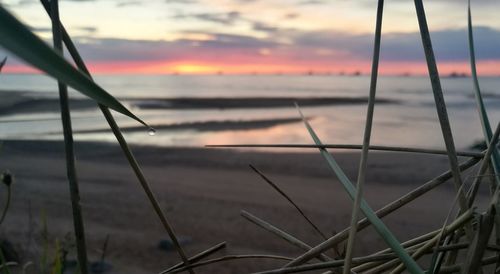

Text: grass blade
xmin=290 ymin=105 xmax=423 ymax=274
xmin=468 ymin=2 xmax=500 ymax=270
xmin=389 ymin=209 xmax=473 ymax=274
xmin=207 ymin=144 xmax=484 ymax=158
xmin=467 ymin=122 xmax=500 ymax=206
xmin=343 ymin=0 xmax=384 ymax=272
xmin=248 ymin=165 xmax=330 ymax=241
xmin=413 ymin=0 xmax=469 ymax=218
xmin=160 ymin=242 xmax=227 ymax=274
xmin=432 ymin=123 xmax=500 ymax=273
xmin=428 ymin=184 xmax=465 ymax=274
xmin=254 ymin=254 xmax=398 ymax=274
xmin=38 ymin=1 xmax=194 ymax=272
xmin=0 ymin=56 xmax=6 ymax=73
xmin=467 ymin=0 xmax=500 ymax=177
xmin=241 ymin=210 xmax=332 ymax=262
xmin=50 ymin=1 xmax=88 ymax=273
xmin=282 ymin=156 xmax=480 ymax=270
xmin=166 ymin=255 xmax=294 ymax=274
xmin=461 ymin=205 xmax=496 ymax=274
xmin=0 ymin=172 xmax=12 ymax=227
xmin=0 ymin=5 xmax=147 ymax=126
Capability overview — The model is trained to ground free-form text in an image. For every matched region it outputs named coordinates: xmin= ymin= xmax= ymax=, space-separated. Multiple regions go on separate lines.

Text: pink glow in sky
xmin=1 ymin=0 xmax=500 ymax=75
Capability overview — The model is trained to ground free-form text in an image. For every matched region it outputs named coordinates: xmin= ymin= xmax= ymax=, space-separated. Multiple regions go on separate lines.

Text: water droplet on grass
xmin=148 ymin=128 xmax=156 ymax=136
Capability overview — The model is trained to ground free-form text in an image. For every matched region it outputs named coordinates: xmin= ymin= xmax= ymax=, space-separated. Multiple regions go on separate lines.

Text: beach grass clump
xmin=0 ymin=0 xmax=499 ymax=273
xmin=0 ymin=2 xmax=197 ymax=273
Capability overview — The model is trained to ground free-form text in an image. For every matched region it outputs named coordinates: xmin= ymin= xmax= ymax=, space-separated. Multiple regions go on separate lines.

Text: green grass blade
xmin=50 ymin=240 xmax=63 ymax=274
xmin=343 ymin=0 xmax=384 ymax=272
xmin=283 ymin=156 xmax=480 ymax=270
xmin=0 ymin=5 xmax=147 ymax=126
xmin=294 ymin=105 xmax=423 ymax=274
xmin=467 ymin=0 xmax=500 ymax=178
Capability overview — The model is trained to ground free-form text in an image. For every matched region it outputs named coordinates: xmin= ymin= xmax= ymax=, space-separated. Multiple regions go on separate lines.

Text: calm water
xmin=0 ymin=74 xmax=499 ymax=150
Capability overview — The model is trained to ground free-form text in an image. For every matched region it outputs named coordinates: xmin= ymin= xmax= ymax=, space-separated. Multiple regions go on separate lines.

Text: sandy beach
xmin=0 ymin=140 xmax=487 ymax=273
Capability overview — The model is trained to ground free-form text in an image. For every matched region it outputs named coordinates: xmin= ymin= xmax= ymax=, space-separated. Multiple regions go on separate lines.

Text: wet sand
xmin=72 ymin=117 xmax=304 ymax=134
xmin=0 ymin=140 xmax=487 ymax=273
xmin=0 ymin=90 xmax=396 ymax=115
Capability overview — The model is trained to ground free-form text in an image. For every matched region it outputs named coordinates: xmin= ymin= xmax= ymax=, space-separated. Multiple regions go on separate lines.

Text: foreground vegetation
xmin=0 ymin=0 xmax=499 ymax=273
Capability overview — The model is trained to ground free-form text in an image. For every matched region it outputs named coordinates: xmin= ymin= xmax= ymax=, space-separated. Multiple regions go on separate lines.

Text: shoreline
xmin=0 ymin=90 xmax=397 ymax=115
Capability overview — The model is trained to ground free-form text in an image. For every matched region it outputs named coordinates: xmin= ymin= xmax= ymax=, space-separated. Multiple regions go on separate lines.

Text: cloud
xmin=283 ymin=13 xmax=300 ymax=19
xmin=29 ymin=25 xmax=97 ymax=34
xmin=116 ymin=1 xmax=141 ymax=7
xmin=2 ymin=26 xmax=500 ymax=71
xmin=252 ymin=22 xmax=279 ymax=33
xmin=70 ymin=26 xmax=500 ymax=63
xmin=75 ymin=26 xmax=98 ymax=33
xmin=173 ymin=11 xmax=241 ymax=25
xmin=289 ymin=26 xmax=500 ymax=62
xmin=296 ymin=0 xmax=326 ymax=5
xmin=164 ymin=0 xmax=198 ymax=4
xmin=29 ymin=26 xmax=52 ymax=33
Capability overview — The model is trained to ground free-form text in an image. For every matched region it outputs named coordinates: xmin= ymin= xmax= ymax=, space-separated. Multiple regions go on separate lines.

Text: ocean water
xmin=0 ymin=74 xmax=499 ymax=151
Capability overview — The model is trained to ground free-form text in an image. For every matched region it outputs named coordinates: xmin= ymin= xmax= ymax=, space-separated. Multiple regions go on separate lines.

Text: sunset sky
xmin=1 ymin=0 xmax=500 ymax=75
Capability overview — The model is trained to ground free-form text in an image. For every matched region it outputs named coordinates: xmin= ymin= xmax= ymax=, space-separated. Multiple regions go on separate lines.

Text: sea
xmin=0 ymin=74 xmax=499 ymax=151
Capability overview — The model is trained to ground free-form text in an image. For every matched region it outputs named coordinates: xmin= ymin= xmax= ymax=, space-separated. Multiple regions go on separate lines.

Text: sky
xmin=0 ymin=0 xmax=500 ymax=75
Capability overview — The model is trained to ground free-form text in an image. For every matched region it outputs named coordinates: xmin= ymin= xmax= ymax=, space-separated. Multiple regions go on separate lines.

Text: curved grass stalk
xmin=241 ymin=210 xmax=332 ymax=262
xmin=461 ymin=205 xmax=496 ymax=274
xmin=352 ymin=230 xmax=436 ymax=272
xmin=248 ymin=165 xmax=329 ymax=241
xmin=39 ymin=0 xmax=193 ymax=272
xmin=439 ymin=255 xmax=497 ymax=274
xmin=206 ymin=144 xmax=483 ymax=158
xmin=282 ymin=156 xmax=480 ymax=269
xmin=433 ymin=122 xmax=500 ymax=272
xmin=467 ymin=0 xmax=500 ymax=178
xmin=291 ymin=105 xmax=423 ymax=274
xmin=467 ymin=122 xmax=500 ymax=207
xmin=159 ymin=242 xmax=226 ymax=274
xmin=389 ymin=209 xmax=474 ymax=274
xmin=462 ymin=136 xmax=500 ymax=273
xmin=253 ymin=254 xmax=398 ymax=274
xmin=468 ymin=2 xmax=500 ymax=269
xmin=343 ymin=1 xmax=384 ymax=272
xmin=165 ymin=255 xmax=293 ymax=274
xmin=0 ymin=5 xmax=146 ymax=126
xmin=50 ymin=1 xmax=88 ymax=273
xmin=355 ymin=241 xmax=485 ymax=274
